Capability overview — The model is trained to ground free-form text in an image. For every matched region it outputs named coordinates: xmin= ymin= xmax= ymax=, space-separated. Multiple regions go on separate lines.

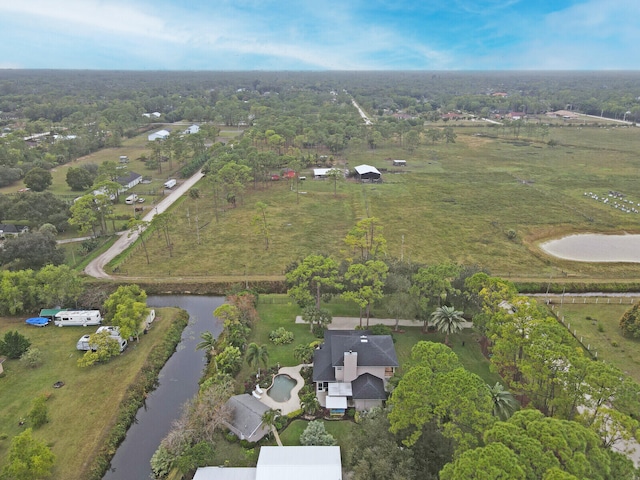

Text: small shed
xmin=183 ymin=124 xmax=200 ymax=135
xmin=392 ymin=159 xmax=406 ymax=167
xmin=354 ymin=164 xmax=382 ymax=182
xmin=148 ymin=129 xmax=170 ymax=141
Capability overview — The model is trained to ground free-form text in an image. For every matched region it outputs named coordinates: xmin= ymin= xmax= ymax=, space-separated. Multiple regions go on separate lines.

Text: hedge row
xmin=516 ymin=282 xmax=640 ymax=294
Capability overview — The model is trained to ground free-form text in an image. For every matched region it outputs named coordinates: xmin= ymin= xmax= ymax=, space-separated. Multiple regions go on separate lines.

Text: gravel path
xmin=84 ymin=170 xmax=205 ymax=279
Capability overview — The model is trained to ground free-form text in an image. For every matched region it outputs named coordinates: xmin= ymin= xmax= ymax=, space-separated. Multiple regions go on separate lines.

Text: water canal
xmin=103 ymin=295 xmax=224 ymax=480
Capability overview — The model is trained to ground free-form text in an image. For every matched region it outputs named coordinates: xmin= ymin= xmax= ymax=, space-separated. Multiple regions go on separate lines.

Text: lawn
xmin=249 ymin=295 xmax=499 ymax=385
xmin=549 ymin=300 xmax=640 ymax=383
xmin=0 ymin=307 xmax=181 ymax=480
xmin=279 ymin=419 xmax=358 ymax=446
xmin=112 ymin=125 xmax=640 ymax=282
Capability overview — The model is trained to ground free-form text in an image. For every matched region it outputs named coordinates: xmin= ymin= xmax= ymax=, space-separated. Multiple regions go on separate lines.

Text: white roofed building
xmin=354 ymin=164 xmax=381 ymax=182
xmin=193 ymin=446 xmax=342 ymax=480
xmin=148 ymin=129 xmax=170 ymax=141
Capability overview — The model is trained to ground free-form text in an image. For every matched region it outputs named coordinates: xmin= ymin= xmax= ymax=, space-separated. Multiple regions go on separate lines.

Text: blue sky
xmin=0 ymin=0 xmax=638 ymax=70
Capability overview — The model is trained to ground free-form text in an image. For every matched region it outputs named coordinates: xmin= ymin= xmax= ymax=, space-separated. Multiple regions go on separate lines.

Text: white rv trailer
xmin=125 ymin=194 xmax=138 ymax=204
xmin=76 ymin=326 xmax=127 ymax=352
xmin=164 ymin=179 xmax=177 ymax=189
xmin=54 ymin=310 xmax=102 ymax=327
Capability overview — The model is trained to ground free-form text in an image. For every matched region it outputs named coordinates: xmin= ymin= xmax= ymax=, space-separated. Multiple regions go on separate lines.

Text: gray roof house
xmin=0 ymin=224 xmax=20 ymax=237
xmin=223 ymin=394 xmax=271 ymax=443
xmin=116 ymin=171 xmax=143 ymax=190
xmin=193 ymin=446 xmax=342 ymax=480
xmin=313 ymin=330 xmax=398 ymax=413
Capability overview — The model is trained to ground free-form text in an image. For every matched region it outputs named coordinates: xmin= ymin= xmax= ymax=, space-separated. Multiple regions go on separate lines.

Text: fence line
xmin=548 ymin=305 xmax=597 ymax=359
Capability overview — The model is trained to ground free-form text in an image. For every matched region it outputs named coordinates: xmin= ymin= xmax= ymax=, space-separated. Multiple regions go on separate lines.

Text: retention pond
xmin=540 ymin=234 xmax=640 ymax=263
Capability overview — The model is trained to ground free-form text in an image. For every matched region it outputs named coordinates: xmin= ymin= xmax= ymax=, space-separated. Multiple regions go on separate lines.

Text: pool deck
xmin=258 ymin=364 xmax=307 ymax=415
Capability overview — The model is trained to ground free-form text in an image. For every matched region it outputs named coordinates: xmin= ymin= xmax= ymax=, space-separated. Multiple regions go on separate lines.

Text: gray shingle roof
xmin=312 ymin=330 xmax=398 ymax=382
xmin=224 ymin=394 xmax=270 ymax=442
xmin=351 ymin=373 xmax=387 ymax=400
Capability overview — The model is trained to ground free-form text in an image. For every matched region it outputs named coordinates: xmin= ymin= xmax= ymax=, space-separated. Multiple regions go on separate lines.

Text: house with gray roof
xmin=313 ymin=330 xmax=398 ymax=414
xmin=116 ymin=171 xmax=143 ymax=190
xmin=223 ymin=394 xmax=271 ymax=443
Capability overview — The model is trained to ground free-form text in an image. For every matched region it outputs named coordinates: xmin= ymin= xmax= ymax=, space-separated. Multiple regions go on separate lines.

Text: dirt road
xmin=84 ymin=170 xmax=205 ymax=279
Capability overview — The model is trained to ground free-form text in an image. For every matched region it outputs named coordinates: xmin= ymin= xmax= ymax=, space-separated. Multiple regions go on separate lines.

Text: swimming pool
xmin=267 ymin=374 xmax=297 ymax=402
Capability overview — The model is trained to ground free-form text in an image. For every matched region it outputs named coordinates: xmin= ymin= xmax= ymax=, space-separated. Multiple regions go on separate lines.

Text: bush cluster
xmin=269 ymin=327 xmax=294 ymax=345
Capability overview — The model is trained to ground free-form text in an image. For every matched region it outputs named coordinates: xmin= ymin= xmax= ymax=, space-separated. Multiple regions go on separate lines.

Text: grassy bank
xmin=0 ymin=307 xmax=185 ymax=480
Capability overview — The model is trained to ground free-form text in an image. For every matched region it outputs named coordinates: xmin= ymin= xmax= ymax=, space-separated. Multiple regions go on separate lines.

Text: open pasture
xmin=113 ymin=125 xmax=640 ymax=281
xmin=0 ymin=308 xmax=179 ymax=480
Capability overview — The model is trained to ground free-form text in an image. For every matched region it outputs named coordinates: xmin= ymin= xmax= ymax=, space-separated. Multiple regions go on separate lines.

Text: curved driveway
xmin=84 ymin=170 xmax=205 ymax=279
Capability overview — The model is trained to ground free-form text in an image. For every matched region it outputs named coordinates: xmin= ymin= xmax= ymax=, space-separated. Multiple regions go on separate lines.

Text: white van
xmin=164 ymin=179 xmax=177 ymax=189
xmin=125 ymin=194 xmax=138 ymax=204
xmin=54 ymin=310 xmax=102 ymax=327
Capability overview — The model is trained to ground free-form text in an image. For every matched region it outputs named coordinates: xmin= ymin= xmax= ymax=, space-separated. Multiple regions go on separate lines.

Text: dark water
xmin=103 ymin=295 xmax=224 ymax=480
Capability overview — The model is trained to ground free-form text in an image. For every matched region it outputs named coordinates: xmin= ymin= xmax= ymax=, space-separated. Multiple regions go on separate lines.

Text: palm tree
xmin=430 ymin=305 xmax=465 ymax=345
xmin=246 ymin=342 xmax=269 ymax=370
xmin=489 ymin=382 xmax=519 ymax=421
xmin=261 ymin=408 xmax=283 ymax=446
xmin=196 ymin=331 xmax=216 ymax=352
xmin=196 ymin=331 xmax=217 ymax=369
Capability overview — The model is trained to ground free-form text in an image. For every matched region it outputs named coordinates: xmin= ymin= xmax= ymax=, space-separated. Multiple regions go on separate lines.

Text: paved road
xmin=84 ymin=170 xmax=205 ymax=279
xmin=295 ymin=316 xmax=473 ymax=330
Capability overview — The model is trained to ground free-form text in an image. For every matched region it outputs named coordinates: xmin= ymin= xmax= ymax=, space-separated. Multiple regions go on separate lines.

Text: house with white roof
xmin=313 ymin=168 xmax=342 ymax=179
xmin=184 ymin=124 xmax=200 ymax=135
xmin=148 ymin=129 xmax=170 ymax=141
xmin=193 ymin=446 xmax=342 ymax=480
xmin=354 ymin=164 xmax=381 ymax=182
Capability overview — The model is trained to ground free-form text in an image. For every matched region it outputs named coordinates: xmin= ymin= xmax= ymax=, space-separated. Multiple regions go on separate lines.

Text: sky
xmin=0 ymin=0 xmax=638 ymax=71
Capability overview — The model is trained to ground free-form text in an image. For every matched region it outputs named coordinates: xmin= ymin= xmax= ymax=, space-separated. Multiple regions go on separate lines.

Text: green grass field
xmin=110 ymin=124 xmax=640 ymax=281
xmin=0 ymin=308 xmax=180 ymax=480
xmin=550 ymin=300 xmax=640 ymax=383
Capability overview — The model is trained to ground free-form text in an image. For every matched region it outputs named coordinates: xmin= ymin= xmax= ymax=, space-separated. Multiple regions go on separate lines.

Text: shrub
xmin=28 ymin=395 xmax=49 ymax=428
xmin=20 ymin=347 xmax=43 ymax=368
xmin=287 ymin=408 xmax=304 ymax=419
xmin=300 ymin=420 xmax=337 ymax=446
xmin=0 ymin=331 xmax=31 ymax=359
xmin=620 ymin=304 xmax=640 ymax=338
xmin=268 ymin=327 xmax=294 ymax=345
xmin=597 ymin=322 xmax=605 ymax=333
xmin=369 ymin=324 xmax=392 ymax=336
xmin=312 ymin=324 xmax=325 ymax=338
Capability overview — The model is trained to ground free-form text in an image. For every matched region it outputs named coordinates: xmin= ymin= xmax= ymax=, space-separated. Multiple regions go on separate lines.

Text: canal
xmin=103 ymin=295 xmax=224 ymax=480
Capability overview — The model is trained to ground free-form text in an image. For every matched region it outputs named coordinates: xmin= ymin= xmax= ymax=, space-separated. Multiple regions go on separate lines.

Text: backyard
xmin=0 ymin=308 xmax=181 ymax=480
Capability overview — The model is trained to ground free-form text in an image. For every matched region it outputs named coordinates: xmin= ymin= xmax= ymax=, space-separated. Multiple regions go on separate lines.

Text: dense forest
xmin=2 ymin=70 xmax=640 ymax=191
